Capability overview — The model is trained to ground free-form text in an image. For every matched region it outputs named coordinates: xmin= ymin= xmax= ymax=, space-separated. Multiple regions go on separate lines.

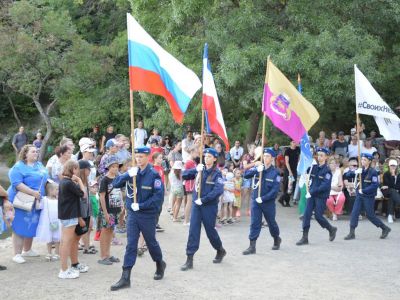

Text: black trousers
xmin=387 ymin=188 xmax=400 ymax=215
xmin=279 ymin=169 xmax=297 ymax=205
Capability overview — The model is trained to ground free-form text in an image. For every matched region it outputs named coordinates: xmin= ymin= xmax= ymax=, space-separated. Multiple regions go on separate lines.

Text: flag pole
xmin=129 ymin=90 xmax=137 ymax=204
xmin=198 ymin=108 xmax=205 ymax=198
xmin=258 ymin=56 xmax=270 ymax=198
xmin=356 ymin=113 xmax=362 ymax=190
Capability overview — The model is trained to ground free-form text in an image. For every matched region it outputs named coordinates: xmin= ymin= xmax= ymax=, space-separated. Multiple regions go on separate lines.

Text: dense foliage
xmin=1 ymin=0 xmax=399 ymax=155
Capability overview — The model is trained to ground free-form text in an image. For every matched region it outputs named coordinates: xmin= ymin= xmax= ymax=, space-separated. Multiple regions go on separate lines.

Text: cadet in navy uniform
xmin=344 ymin=153 xmax=391 ymax=240
xmin=296 ymin=147 xmax=337 ymax=245
xmin=242 ymin=148 xmax=282 ymax=255
xmin=110 ymin=146 xmax=166 ymax=291
xmin=180 ymin=148 xmax=226 ymax=271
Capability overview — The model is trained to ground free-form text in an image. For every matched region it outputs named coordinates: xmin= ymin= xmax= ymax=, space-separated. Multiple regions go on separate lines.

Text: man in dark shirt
xmin=278 ymin=141 xmax=300 ymax=207
xmin=12 ymin=126 xmax=28 ymax=156
xmin=331 ymin=131 xmax=348 ymax=157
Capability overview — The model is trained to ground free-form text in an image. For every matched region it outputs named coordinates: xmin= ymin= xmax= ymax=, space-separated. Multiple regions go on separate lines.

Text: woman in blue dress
xmin=8 ymin=144 xmax=48 ymax=264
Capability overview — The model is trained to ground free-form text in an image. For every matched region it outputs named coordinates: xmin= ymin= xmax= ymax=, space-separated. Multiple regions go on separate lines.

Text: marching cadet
xmin=110 ymin=146 xmax=166 ymax=291
xmin=180 ymin=148 xmax=226 ymax=271
xmin=296 ymin=147 xmax=337 ymax=245
xmin=344 ymin=153 xmax=391 ymax=240
xmin=242 ymin=148 xmax=282 ymax=255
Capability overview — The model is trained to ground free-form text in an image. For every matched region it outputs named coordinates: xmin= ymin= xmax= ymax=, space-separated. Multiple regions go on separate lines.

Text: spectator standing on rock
xmin=12 ymin=126 xmax=29 ymax=160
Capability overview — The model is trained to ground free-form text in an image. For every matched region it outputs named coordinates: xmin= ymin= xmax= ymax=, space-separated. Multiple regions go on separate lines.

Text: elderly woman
xmin=8 ymin=144 xmax=48 ymax=264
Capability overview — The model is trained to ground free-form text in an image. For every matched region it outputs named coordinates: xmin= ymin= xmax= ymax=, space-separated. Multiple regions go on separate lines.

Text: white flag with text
xmin=374 ymin=117 xmax=400 ymax=141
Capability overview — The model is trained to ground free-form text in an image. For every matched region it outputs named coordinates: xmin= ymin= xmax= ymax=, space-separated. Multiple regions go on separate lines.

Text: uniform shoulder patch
xmin=154 ymin=179 xmax=162 ymax=189
xmin=217 ymin=177 xmax=224 ymax=184
xmin=372 ymin=176 xmax=378 ymax=182
xmin=325 ymin=173 xmax=331 ymax=180
xmin=276 ymin=175 xmax=281 ymax=183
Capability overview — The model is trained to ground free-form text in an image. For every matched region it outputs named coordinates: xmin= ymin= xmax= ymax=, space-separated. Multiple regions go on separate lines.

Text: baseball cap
xmin=106 ymin=138 xmax=117 ymax=149
xmin=79 ymin=137 xmax=94 ymax=148
xmin=80 ymin=144 xmax=96 ymax=153
xmin=78 ymin=159 xmax=91 ymax=170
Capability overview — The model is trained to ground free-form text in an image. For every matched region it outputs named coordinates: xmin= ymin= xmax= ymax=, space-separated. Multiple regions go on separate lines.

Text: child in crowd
xmin=169 ymin=161 xmax=184 ymax=222
xmin=58 ymin=160 xmax=87 ymax=279
xmin=232 ymin=168 xmax=243 ymax=221
xmin=326 ymin=157 xmax=345 ymax=221
xmin=221 ymin=171 xmax=235 ymax=224
xmin=36 ymin=180 xmax=61 ymax=261
xmin=98 ymin=157 xmax=123 ymax=265
xmin=89 ymin=180 xmax=100 ymax=248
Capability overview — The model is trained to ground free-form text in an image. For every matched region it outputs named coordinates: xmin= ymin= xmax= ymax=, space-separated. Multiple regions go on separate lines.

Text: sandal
xmin=83 ymin=248 xmax=97 ymax=254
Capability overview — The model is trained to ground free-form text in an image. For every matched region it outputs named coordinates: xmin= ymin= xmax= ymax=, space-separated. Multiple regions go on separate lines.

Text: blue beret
xmin=204 ymin=148 xmax=218 ymax=158
xmin=316 ymin=147 xmax=330 ymax=155
xmin=135 ymin=146 xmax=150 ymax=154
xmin=361 ymin=153 xmax=373 ymax=160
xmin=263 ymin=147 xmax=276 ymax=157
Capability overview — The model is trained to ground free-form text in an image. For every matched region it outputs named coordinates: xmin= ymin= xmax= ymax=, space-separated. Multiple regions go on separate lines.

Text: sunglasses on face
xmin=350 ymin=164 xmax=358 ymax=167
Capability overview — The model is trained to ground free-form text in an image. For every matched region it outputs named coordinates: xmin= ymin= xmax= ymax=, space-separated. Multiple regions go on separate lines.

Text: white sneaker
xmin=332 ymin=213 xmax=338 ymax=221
xmin=71 ymin=263 xmax=89 ymax=273
xmin=58 ymin=269 xmax=79 ymax=279
xmin=388 ymin=214 xmax=394 ymax=223
xmin=12 ymin=254 xmax=26 ymax=264
xmin=22 ymin=250 xmax=40 ymax=257
xmin=359 ymin=215 xmax=363 ymax=220
xmin=183 ymin=222 xmax=190 ymax=226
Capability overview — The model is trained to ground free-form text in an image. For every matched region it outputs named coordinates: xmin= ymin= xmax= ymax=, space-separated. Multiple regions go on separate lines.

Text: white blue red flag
xmin=202 ymin=43 xmax=229 ymax=150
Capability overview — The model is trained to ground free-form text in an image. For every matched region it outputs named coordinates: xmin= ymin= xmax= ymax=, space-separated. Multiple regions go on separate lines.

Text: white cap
xmin=79 ymin=137 xmax=95 ymax=148
xmin=351 ymin=128 xmax=357 ymax=133
xmin=172 ymin=161 xmax=183 ymax=170
xmin=80 ymin=144 xmax=96 ymax=153
xmin=389 ymin=159 xmax=398 ymax=167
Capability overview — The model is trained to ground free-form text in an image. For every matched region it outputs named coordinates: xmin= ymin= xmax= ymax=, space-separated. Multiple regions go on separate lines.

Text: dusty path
xmin=0 ymin=200 xmax=399 ymax=300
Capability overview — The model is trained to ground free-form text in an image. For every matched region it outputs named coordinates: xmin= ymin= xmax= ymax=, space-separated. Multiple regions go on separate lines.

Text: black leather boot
xmin=296 ymin=229 xmax=309 ymax=246
xmin=180 ymin=255 xmax=193 ymax=271
xmin=272 ymin=237 xmax=281 ymax=250
xmin=213 ymin=247 xmax=226 ymax=263
xmin=242 ymin=240 xmax=256 ymax=255
xmin=380 ymin=225 xmax=391 ymax=239
xmin=328 ymin=226 xmax=337 ymax=242
xmin=344 ymin=227 xmax=355 ymax=240
xmin=110 ymin=268 xmax=131 ymax=291
xmin=154 ymin=260 xmax=166 ymax=280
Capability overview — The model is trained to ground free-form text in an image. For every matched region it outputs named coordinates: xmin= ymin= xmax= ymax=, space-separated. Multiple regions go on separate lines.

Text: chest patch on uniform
xmin=142 ymin=186 xmax=152 ymax=190
xmin=265 ymin=178 xmax=273 ymax=182
xmin=372 ymin=176 xmax=378 ymax=182
xmin=217 ymin=178 xmax=224 ymax=184
xmin=206 ymin=181 xmax=215 ymax=185
xmin=325 ymin=174 xmax=331 ymax=180
xmin=154 ymin=179 xmax=162 ymax=189
xmin=364 ymin=180 xmax=371 ymax=183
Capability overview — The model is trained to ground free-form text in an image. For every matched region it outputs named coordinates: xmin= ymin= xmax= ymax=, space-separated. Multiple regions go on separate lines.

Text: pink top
xmin=184 ymin=159 xmax=196 ymax=192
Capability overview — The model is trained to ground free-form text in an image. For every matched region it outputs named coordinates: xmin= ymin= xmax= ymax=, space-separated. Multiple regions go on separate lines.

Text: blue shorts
xmin=242 ymin=178 xmax=251 ymax=189
xmin=60 ymin=218 xmax=78 ymax=228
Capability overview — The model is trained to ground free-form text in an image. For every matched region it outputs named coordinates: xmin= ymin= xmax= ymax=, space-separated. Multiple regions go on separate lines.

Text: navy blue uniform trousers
xmin=123 ymin=211 xmax=162 ymax=268
xmin=350 ymin=195 xmax=384 ymax=229
xmin=303 ymin=196 xmax=331 ymax=230
xmin=186 ymin=204 xmax=222 ymax=256
xmin=249 ymin=200 xmax=279 ymax=240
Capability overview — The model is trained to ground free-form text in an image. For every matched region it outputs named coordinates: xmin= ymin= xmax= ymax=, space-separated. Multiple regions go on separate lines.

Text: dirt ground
xmin=1 ymin=200 xmax=399 ymax=300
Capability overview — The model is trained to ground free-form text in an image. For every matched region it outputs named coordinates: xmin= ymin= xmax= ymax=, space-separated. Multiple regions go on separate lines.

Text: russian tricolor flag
xmin=127 ymin=13 xmax=201 ymax=124
xmin=202 ymin=43 xmax=229 ymax=150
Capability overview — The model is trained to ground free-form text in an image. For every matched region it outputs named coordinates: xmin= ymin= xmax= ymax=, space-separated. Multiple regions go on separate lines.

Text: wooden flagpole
xmin=258 ymin=56 xmax=270 ymax=198
xmin=356 ymin=113 xmax=362 ymax=190
xmin=197 ymin=108 xmax=205 ymax=198
xmin=130 ymin=90 xmax=137 ymax=204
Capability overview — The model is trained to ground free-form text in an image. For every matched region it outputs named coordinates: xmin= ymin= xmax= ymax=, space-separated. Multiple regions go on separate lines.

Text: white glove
xmin=131 ymin=203 xmax=139 ymax=211
xmin=256 ymin=164 xmax=264 ymax=173
xmin=196 ymin=164 xmax=204 ymax=172
xmin=255 ymin=197 xmax=262 ymax=204
xmin=194 ymin=198 xmax=203 ymax=206
xmin=128 ymin=167 xmax=139 ymax=177
xmin=306 ymin=192 xmax=311 ymax=199
xmin=358 ymin=189 xmax=363 ymax=195
xmin=355 ymin=168 xmax=362 ymax=174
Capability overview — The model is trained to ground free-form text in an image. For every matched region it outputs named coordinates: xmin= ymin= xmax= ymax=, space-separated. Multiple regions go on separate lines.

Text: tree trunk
xmin=244 ymin=110 xmax=261 ymax=151
xmin=31 ymin=81 xmax=53 ymax=162
xmin=7 ymin=94 xmax=22 ymax=127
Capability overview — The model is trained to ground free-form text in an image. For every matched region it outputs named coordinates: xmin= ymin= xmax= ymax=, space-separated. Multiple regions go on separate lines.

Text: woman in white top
xmin=326 ymin=157 xmax=345 ymax=221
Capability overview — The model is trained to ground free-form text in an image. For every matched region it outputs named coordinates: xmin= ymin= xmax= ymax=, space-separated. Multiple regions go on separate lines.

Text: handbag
xmin=13 ymin=176 xmax=45 ymax=212
xmin=13 ymin=192 xmax=36 ymax=211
